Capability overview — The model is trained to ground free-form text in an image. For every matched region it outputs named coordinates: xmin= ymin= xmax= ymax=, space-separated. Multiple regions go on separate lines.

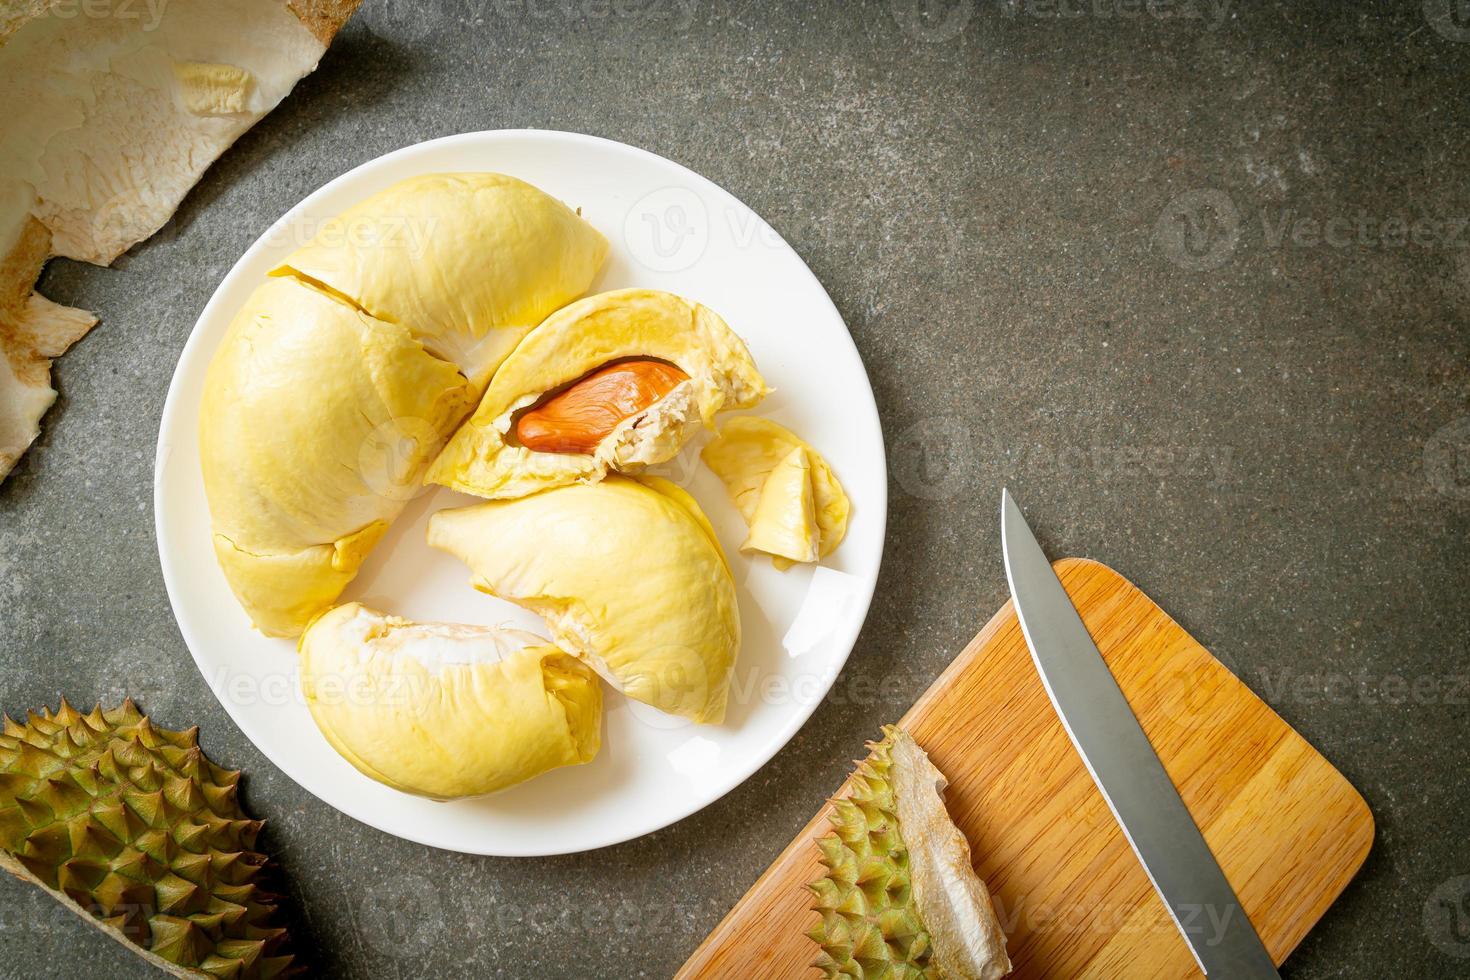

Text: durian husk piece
xmin=0 ymin=0 xmax=361 ymax=483
xmin=0 ymin=211 xmax=95 ymax=480
xmin=0 ymin=285 xmax=97 ymax=479
xmin=0 ymin=699 xmax=298 ymax=979
xmin=808 ymin=726 xmax=1011 ymax=980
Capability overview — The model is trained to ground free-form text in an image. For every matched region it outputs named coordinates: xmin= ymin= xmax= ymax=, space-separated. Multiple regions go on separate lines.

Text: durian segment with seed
xmin=0 ymin=699 xmax=297 ymax=980
xmin=428 ymin=288 xmax=767 ymax=499
xmin=808 ymin=726 xmax=1011 ymax=980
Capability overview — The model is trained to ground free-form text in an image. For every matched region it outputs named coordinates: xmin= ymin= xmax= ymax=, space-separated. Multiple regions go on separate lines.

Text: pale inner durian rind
xmin=0 ymin=291 xmax=96 ymax=480
xmin=427 ymin=287 xmax=768 ymax=500
xmin=889 ymin=729 xmax=1012 ymax=980
xmin=702 ymin=416 xmax=849 ymax=567
xmin=172 ymin=61 xmax=256 ymax=115
xmin=271 ymin=172 xmax=609 ymax=386
xmin=199 ymin=276 xmax=474 ymax=638
xmin=426 ymin=474 xmax=739 ymax=724
xmin=0 ymin=0 xmax=359 ymax=484
xmin=298 ymin=603 xmax=602 ymax=800
xmin=1 ymin=0 xmax=337 ymax=266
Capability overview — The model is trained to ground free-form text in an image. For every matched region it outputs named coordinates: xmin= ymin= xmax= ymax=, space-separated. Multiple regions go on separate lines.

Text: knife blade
xmin=1000 ymin=489 xmax=1279 ymax=978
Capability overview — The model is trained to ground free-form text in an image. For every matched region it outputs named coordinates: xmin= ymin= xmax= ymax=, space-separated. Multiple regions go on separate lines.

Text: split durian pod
xmin=198 ymin=171 xmax=853 ymax=802
xmin=0 ymin=699 xmax=299 ymax=979
xmin=809 ymin=726 xmax=1012 ymax=980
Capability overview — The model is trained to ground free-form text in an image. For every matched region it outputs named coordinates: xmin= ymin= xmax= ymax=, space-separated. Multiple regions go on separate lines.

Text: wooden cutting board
xmin=678 ymin=558 xmax=1373 ymax=979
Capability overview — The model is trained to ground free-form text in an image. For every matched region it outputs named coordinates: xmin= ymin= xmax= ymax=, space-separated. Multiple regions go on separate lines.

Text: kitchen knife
xmin=1000 ymin=490 xmax=1280 ymax=978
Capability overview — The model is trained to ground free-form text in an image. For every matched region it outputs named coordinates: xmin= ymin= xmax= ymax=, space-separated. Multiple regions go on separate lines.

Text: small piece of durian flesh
xmin=742 ymin=445 xmax=820 ymax=565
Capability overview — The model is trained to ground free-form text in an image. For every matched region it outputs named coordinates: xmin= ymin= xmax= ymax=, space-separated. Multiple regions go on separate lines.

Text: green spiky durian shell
xmin=0 ymin=699 xmax=297 ymax=979
xmin=807 ymin=725 xmax=937 ymax=979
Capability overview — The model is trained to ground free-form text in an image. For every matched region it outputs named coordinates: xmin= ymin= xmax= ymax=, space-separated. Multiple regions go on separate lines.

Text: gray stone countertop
xmin=2 ymin=1 xmax=1468 ymax=977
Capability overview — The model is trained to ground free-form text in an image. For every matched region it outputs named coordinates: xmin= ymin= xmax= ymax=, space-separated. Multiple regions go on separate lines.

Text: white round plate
xmin=155 ymin=130 xmax=886 ymax=856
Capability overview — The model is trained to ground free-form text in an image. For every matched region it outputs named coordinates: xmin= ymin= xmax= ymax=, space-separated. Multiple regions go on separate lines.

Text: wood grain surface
xmin=678 ymin=558 xmax=1373 ymax=979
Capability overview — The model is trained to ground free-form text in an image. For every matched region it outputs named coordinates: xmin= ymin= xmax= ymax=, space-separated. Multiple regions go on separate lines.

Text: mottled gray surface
xmin=3 ymin=0 xmax=1469 ymax=977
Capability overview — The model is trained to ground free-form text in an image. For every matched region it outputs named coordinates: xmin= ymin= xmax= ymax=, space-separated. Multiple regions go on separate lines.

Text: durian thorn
xmin=83 ymin=704 xmax=109 ymax=732
xmin=179 ymin=745 xmax=204 ymax=769
xmin=53 ymin=697 xmax=82 ymax=725
xmin=63 ymin=725 xmax=92 ymax=753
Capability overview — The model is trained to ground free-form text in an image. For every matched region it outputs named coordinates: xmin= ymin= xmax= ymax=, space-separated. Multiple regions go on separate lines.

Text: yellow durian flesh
xmin=201 ymin=173 xmax=609 ymax=637
xmin=298 ymin=603 xmax=602 ymax=800
xmin=426 ymin=475 xmax=739 ymax=724
xmin=743 ymin=446 xmax=820 ymax=565
xmin=199 ymin=277 xmax=474 ymax=637
xmin=211 ymin=520 xmax=388 ymax=640
xmin=427 ymin=288 xmax=768 ymax=500
xmin=272 ymin=173 xmax=609 ymax=386
xmin=702 ymin=417 xmax=849 ymax=568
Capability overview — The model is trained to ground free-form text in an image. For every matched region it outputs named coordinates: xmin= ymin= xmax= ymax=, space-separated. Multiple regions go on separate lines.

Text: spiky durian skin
xmin=807 ymin=725 xmax=937 ymax=980
xmin=0 ymin=699 xmax=296 ymax=979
